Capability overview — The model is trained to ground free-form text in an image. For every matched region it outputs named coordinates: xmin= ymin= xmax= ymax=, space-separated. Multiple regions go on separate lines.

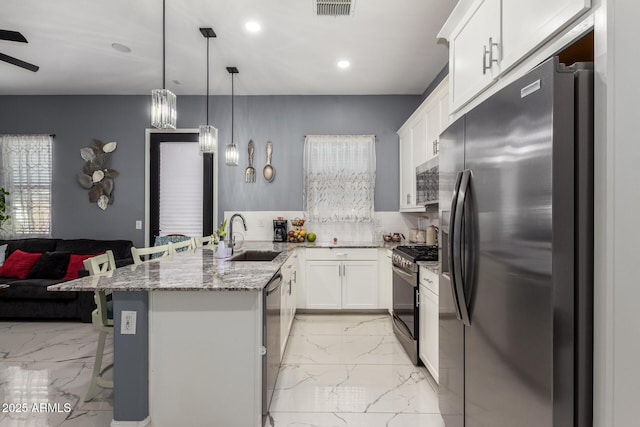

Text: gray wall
xmin=419 ymin=64 xmax=449 ymax=104
xmin=0 ymin=94 xmax=419 ymax=246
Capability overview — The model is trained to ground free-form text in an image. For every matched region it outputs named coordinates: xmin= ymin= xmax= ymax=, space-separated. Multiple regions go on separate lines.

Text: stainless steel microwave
xmin=416 ymin=157 xmax=439 ymax=206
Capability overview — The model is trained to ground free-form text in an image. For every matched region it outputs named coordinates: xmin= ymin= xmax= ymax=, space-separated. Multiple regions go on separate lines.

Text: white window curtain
xmin=0 ymin=134 xmax=53 ymax=237
xmin=303 ymin=135 xmax=376 ymax=222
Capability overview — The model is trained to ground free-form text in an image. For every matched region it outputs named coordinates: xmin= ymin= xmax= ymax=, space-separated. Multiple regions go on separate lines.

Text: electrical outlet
xmin=121 ymin=311 xmax=137 ymax=335
xmin=135 ymin=220 xmax=142 ymax=230
xmin=258 ymin=219 xmax=265 ymax=227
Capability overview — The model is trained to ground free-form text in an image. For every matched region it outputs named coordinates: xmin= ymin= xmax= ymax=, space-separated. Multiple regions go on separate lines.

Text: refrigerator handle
xmin=448 ymin=171 xmax=464 ymax=321
xmin=453 ymin=169 xmax=472 ymax=327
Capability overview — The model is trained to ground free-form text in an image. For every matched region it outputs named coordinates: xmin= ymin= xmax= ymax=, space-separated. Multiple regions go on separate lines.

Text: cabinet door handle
xmin=483 ymin=37 xmax=500 ymax=75
xmin=293 ymin=271 xmax=297 ymax=283
xmin=407 ymin=193 xmax=411 ymax=204
xmin=342 ymin=264 xmax=346 ymax=277
xmin=338 ymin=264 xmax=341 ymax=277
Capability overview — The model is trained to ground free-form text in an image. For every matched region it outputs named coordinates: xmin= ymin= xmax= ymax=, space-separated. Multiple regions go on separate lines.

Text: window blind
xmin=158 ymin=141 xmax=203 ymax=237
xmin=0 ymin=134 xmax=52 ymax=237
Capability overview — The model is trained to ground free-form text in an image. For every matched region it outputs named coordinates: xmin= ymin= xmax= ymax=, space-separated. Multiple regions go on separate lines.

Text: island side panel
xmin=113 ymin=291 xmax=150 ymax=422
xmin=149 ymin=290 xmax=263 ymax=427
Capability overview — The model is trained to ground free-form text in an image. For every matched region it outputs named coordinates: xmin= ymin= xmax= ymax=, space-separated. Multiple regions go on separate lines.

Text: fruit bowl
xmin=288 ymin=227 xmax=307 ymax=243
xmin=290 ymin=218 xmax=305 ymax=227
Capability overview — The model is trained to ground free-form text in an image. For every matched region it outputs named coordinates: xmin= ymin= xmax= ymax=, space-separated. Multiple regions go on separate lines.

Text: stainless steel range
xmin=392 ymin=245 xmax=438 ymax=365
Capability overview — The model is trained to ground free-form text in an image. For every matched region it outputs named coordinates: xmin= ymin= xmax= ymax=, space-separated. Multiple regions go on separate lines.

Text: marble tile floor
xmin=0 ymin=314 xmax=443 ymax=427
xmin=268 ymin=314 xmax=444 ymax=427
xmin=0 ymin=321 xmax=113 ymax=426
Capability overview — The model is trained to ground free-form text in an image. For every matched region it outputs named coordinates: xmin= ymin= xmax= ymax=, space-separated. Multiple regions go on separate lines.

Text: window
xmin=0 ymin=135 xmax=53 ymax=237
xmin=158 ymin=141 xmax=203 ymax=237
xmin=303 ymin=135 xmax=376 ymax=222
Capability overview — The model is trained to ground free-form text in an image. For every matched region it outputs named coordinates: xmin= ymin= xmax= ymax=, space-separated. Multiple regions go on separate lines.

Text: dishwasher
xmin=262 ymin=270 xmax=282 ymax=421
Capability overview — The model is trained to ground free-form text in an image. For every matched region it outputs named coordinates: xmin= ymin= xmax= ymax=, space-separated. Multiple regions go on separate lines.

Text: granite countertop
xmin=300 ymin=240 xmax=399 ymax=249
xmin=48 ymin=241 xmax=295 ymax=293
xmin=47 ymin=240 xmax=408 ymax=293
xmin=417 ymin=260 xmax=440 ymax=275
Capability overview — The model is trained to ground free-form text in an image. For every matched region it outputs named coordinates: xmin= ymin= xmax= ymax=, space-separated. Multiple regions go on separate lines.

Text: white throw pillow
xmin=0 ymin=244 xmax=7 ymax=267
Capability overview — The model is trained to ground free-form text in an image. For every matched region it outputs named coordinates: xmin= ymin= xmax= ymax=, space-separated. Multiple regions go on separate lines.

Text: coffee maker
xmin=273 ymin=220 xmax=288 ymax=242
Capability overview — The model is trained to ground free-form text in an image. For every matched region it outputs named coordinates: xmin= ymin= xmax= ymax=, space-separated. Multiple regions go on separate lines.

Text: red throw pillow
xmin=0 ymin=249 xmax=43 ymax=279
xmin=62 ymin=254 xmax=101 ymax=281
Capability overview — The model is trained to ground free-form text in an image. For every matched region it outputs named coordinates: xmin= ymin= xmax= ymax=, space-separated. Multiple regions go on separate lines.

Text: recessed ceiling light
xmin=245 ymin=21 xmax=262 ymax=33
xmin=111 ymin=43 xmax=131 ymax=53
xmin=337 ymin=60 xmax=351 ymax=69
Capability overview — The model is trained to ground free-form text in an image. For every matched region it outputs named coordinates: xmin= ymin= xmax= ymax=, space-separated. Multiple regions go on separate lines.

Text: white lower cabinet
xmin=281 ymin=252 xmax=298 ymax=358
xmin=306 ymin=261 xmax=342 ymax=309
xmin=341 ymin=261 xmax=378 ymax=309
xmin=305 ymin=249 xmax=378 ymax=310
xmin=377 ymin=249 xmax=393 ymax=313
xmin=419 ymin=266 xmax=439 ymax=383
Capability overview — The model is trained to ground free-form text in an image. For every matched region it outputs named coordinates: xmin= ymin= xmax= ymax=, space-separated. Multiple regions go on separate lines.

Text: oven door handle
xmin=392 ymin=265 xmax=417 ymax=285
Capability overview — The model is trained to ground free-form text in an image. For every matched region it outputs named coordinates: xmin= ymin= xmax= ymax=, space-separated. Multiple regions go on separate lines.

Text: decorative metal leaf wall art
xmin=76 ymin=139 xmax=118 ymax=211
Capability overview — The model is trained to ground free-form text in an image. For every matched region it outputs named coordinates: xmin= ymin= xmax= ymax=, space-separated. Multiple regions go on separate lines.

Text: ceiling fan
xmin=0 ymin=29 xmax=39 ymax=72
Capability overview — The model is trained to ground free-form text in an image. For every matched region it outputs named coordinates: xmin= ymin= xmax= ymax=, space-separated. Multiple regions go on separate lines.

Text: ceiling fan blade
xmin=0 ymin=52 xmax=39 ymax=72
xmin=0 ymin=30 xmax=28 ymax=43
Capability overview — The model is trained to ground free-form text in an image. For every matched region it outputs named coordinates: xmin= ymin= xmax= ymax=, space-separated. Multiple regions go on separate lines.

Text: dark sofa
xmin=0 ymin=238 xmax=133 ymax=322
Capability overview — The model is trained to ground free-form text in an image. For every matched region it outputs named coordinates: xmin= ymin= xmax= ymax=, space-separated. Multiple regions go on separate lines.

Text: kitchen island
xmin=48 ymin=241 xmax=295 ymax=427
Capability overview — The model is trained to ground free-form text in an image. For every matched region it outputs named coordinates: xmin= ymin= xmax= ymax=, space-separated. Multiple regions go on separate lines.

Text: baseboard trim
xmin=111 ymin=416 xmax=151 ymax=427
xmin=296 ymin=309 xmax=388 ymax=315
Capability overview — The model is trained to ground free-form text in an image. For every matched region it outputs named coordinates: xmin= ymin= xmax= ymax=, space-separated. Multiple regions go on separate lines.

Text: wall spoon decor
xmin=76 ymin=139 xmax=119 ymax=210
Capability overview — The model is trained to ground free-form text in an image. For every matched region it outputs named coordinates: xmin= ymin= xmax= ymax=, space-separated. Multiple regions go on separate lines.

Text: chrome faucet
xmin=228 ymin=213 xmax=247 ymax=255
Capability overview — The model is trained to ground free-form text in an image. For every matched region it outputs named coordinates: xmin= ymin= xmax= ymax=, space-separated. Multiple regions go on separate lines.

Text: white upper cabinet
xmin=398 ymin=77 xmax=450 ymax=211
xmin=502 ymin=0 xmax=591 ymax=71
xmin=426 ymin=77 xmax=450 ymax=160
xmin=411 ymin=115 xmax=427 ymax=171
xmin=448 ymin=0 xmax=501 ymax=113
xmin=398 ymin=128 xmax=415 ymax=210
xmin=440 ymin=0 xmax=591 ymax=112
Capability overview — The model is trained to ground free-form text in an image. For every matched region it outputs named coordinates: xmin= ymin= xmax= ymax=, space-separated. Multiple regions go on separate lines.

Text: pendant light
xmin=199 ymin=27 xmax=217 ymax=153
xmin=151 ymin=0 xmax=177 ymax=129
xmin=225 ymin=67 xmax=239 ymax=166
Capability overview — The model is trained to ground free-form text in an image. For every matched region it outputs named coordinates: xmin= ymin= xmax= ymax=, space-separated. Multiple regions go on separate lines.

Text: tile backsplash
xmin=222 ymin=210 xmax=439 ymax=244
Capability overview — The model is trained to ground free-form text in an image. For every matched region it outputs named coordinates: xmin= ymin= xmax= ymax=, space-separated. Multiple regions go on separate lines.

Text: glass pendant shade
xmin=225 ymin=142 xmax=239 ymax=166
xmin=151 ymin=89 xmax=177 ymax=129
xmin=199 ymin=125 xmax=218 ymax=153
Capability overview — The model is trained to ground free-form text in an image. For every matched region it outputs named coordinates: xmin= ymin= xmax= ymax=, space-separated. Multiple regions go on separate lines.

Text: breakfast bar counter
xmin=48 ymin=241 xmax=299 ymax=427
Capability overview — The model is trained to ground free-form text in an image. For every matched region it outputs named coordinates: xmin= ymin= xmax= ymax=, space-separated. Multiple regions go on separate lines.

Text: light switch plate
xmin=135 ymin=220 xmax=142 ymax=230
xmin=121 ymin=311 xmax=137 ymax=335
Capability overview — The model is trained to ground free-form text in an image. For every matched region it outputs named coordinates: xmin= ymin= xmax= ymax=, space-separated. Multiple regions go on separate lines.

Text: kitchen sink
xmin=229 ymin=250 xmax=281 ymax=262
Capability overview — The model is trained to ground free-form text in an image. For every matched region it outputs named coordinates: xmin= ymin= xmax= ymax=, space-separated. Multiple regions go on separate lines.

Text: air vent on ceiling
xmin=315 ymin=0 xmax=353 ymax=16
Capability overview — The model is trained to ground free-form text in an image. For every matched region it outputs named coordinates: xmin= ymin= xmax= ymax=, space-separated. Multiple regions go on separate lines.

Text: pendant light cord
xmin=231 ymin=73 xmax=234 ymax=143
xmin=162 ymin=0 xmax=166 ymax=90
xmin=206 ymin=37 xmax=209 ymax=126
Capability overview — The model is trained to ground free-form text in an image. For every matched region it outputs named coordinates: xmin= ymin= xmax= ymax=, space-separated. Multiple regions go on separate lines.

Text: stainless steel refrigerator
xmin=438 ymin=57 xmax=593 ymax=427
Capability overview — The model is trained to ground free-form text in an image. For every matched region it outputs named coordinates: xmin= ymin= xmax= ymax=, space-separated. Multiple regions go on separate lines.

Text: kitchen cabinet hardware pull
xmin=293 ymin=271 xmax=297 ymax=283
xmin=338 ymin=264 xmax=341 ymax=277
xmin=483 ymin=45 xmax=490 ymax=75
